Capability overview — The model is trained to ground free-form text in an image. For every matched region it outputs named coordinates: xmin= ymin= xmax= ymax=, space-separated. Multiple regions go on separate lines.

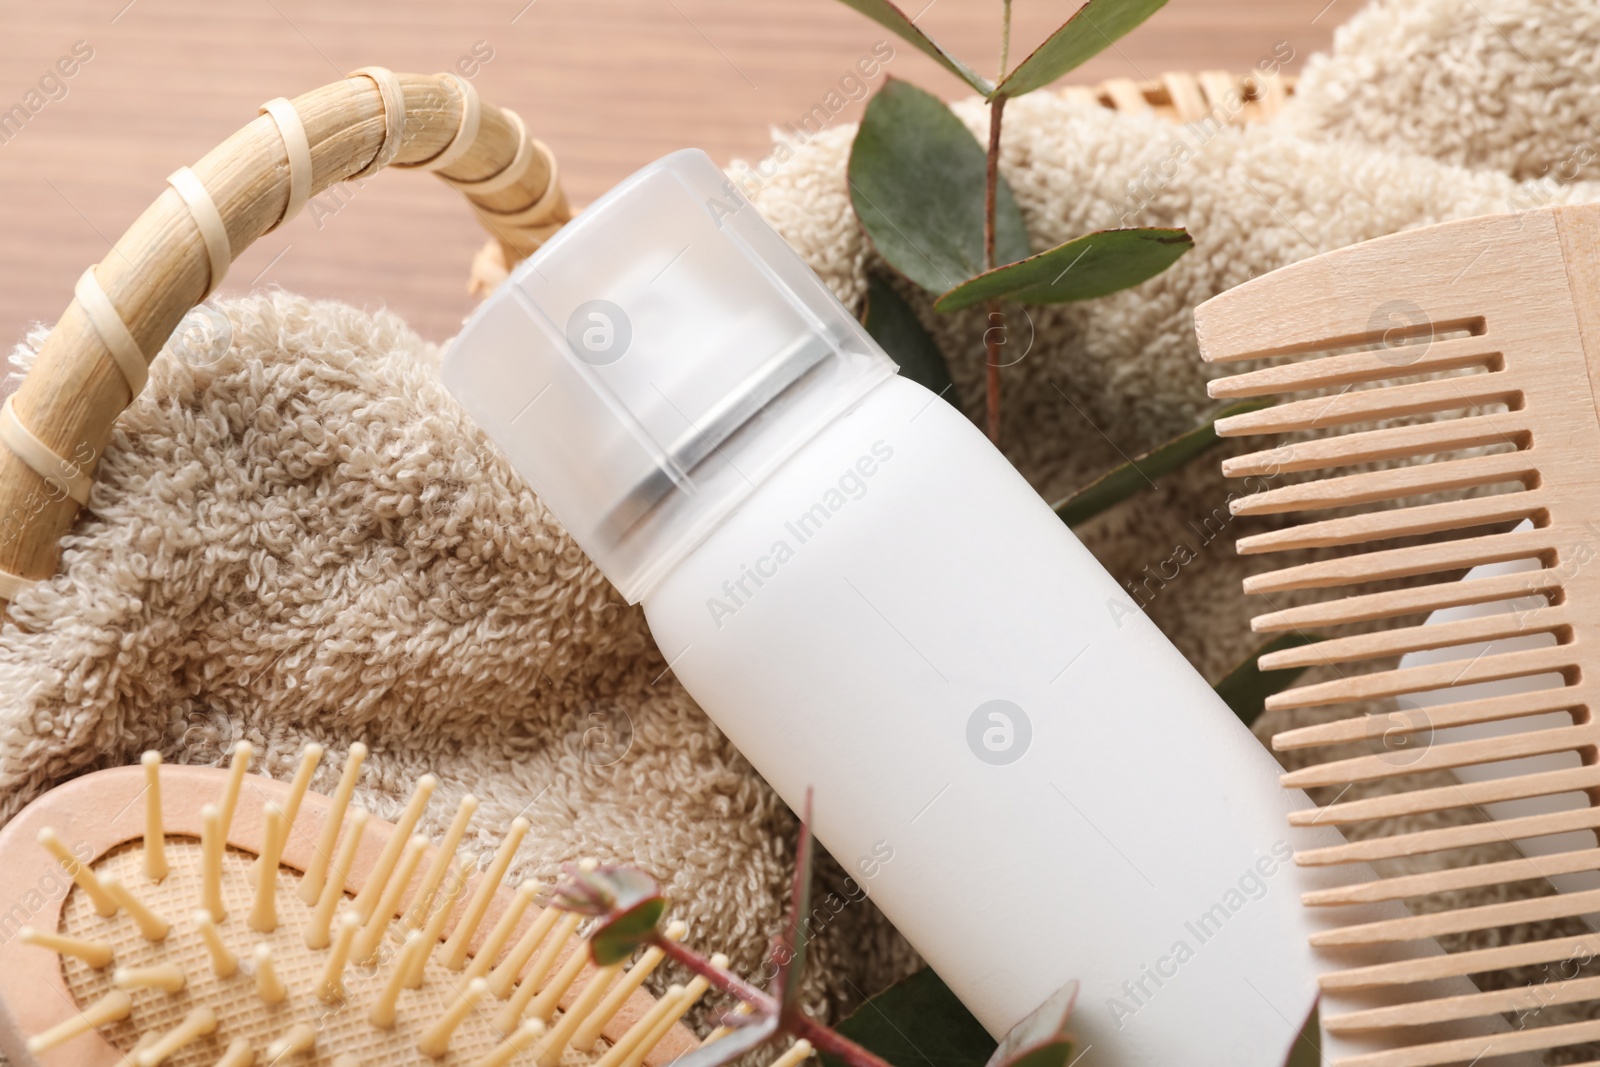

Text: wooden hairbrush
xmin=0 ymin=742 xmax=790 ymax=1067
xmin=1193 ymin=201 xmax=1600 ymax=1066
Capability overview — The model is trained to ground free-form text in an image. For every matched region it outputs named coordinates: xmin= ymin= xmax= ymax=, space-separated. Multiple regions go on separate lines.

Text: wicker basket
xmin=0 ymin=66 xmax=1292 ymax=611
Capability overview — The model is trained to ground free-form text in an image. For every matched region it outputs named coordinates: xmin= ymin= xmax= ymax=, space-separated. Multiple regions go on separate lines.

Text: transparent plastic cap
xmin=442 ymin=149 xmax=897 ymax=603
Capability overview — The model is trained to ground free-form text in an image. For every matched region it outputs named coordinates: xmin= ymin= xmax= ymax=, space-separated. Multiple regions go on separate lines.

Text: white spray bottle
xmin=442 ymin=149 xmax=1496 ymax=1067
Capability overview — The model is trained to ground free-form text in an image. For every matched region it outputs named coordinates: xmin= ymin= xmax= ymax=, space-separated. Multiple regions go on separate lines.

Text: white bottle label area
xmin=702 ymin=438 xmax=896 ymax=630
xmin=644 ymin=376 xmax=1481 ymax=1067
xmin=440 ymin=149 xmax=1507 ymax=1066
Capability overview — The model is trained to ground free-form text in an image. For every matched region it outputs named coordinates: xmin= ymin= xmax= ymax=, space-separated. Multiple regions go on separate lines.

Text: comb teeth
xmin=1215 ymin=372 xmax=1520 ymax=437
xmin=1235 ymin=488 xmax=1547 ymax=555
xmin=1229 ymin=449 xmax=1540 ymax=517
xmin=12 ymin=744 xmax=808 ymax=1067
xmin=1241 ymin=525 xmax=1552 ymax=595
xmin=1194 ymin=202 xmax=1600 ymax=1066
xmin=1206 ymin=330 xmax=1493 ymax=396
xmin=1221 ymin=413 xmax=1533 ymax=479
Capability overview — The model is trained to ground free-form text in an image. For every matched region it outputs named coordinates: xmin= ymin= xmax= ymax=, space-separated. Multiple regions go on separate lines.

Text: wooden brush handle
xmin=0 ymin=69 xmax=569 ymax=606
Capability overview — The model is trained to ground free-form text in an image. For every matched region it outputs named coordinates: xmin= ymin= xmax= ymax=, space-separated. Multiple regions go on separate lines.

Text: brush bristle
xmin=21 ymin=742 xmax=797 ymax=1067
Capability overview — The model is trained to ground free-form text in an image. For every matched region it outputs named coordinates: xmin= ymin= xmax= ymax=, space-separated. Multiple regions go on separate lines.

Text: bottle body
xmin=644 ymin=374 xmax=1334 ymax=1065
xmin=440 ymin=149 xmax=1492 ymax=1066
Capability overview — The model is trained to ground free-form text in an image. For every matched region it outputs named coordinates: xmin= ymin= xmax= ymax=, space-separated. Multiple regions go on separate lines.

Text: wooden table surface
xmin=0 ymin=0 xmax=1340 ymax=346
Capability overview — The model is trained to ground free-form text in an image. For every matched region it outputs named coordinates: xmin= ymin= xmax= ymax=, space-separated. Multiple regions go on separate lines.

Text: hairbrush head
xmin=0 ymin=742 xmax=743 ymax=1067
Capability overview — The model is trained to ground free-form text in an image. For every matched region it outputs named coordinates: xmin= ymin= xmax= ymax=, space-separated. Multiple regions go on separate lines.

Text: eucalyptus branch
xmin=655 ymin=933 xmax=776 ymax=1011
xmin=552 ymin=831 xmax=903 ymax=1067
xmin=653 ymin=932 xmax=898 ymax=1067
xmin=836 ymin=0 xmax=1192 ymax=447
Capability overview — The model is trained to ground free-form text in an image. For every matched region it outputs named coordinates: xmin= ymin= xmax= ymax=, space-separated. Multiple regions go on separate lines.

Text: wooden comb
xmin=0 ymin=742 xmax=799 ymax=1067
xmin=1193 ymin=201 xmax=1600 ymax=1066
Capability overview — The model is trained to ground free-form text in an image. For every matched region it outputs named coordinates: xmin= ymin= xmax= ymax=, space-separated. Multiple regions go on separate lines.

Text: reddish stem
xmin=655 ymin=935 xmax=776 ymax=1012
xmin=653 ymin=935 xmax=898 ymax=1067
xmin=983 ymin=96 xmax=1005 ymax=274
xmin=982 ymin=94 xmax=1008 ymax=445
xmin=789 ymin=1013 xmax=901 ymax=1067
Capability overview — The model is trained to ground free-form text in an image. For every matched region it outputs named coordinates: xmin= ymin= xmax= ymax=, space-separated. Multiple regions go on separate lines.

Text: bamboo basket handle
xmin=0 ymin=69 xmax=570 ymax=609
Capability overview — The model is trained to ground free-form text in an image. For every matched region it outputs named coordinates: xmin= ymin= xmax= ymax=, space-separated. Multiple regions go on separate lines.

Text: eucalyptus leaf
xmin=549 ymin=863 xmax=661 ymax=915
xmin=935 ymin=228 xmax=1192 ymax=312
xmin=1052 ymin=399 xmax=1269 ymax=528
xmin=776 ymin=791 xmax=817 ymax=1020
xmin=823 ymin=968 xmax=995 ymax=1067
xmin=986 ymin=982 xmax=1077 ymax=1067
xmin=997 ymin=1042 xmax=1076 ymax=1067
xmin=830 ymin=0 xmax=992 ymax=94
xmin=588 ymin=896 xmax=667 ymax=965
xmin=1283 ymin=1001 xmax=1321 ymax=1067
xmin=864 ymin=272 xmax=955 ymax=400
xmin=849 ymin=78 xmax=1031 ymax=295
xmin=1215 ymin=633 xmax=1323 ymax=729
xmin=993 ymin=0 xmax=1170 ymax=98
